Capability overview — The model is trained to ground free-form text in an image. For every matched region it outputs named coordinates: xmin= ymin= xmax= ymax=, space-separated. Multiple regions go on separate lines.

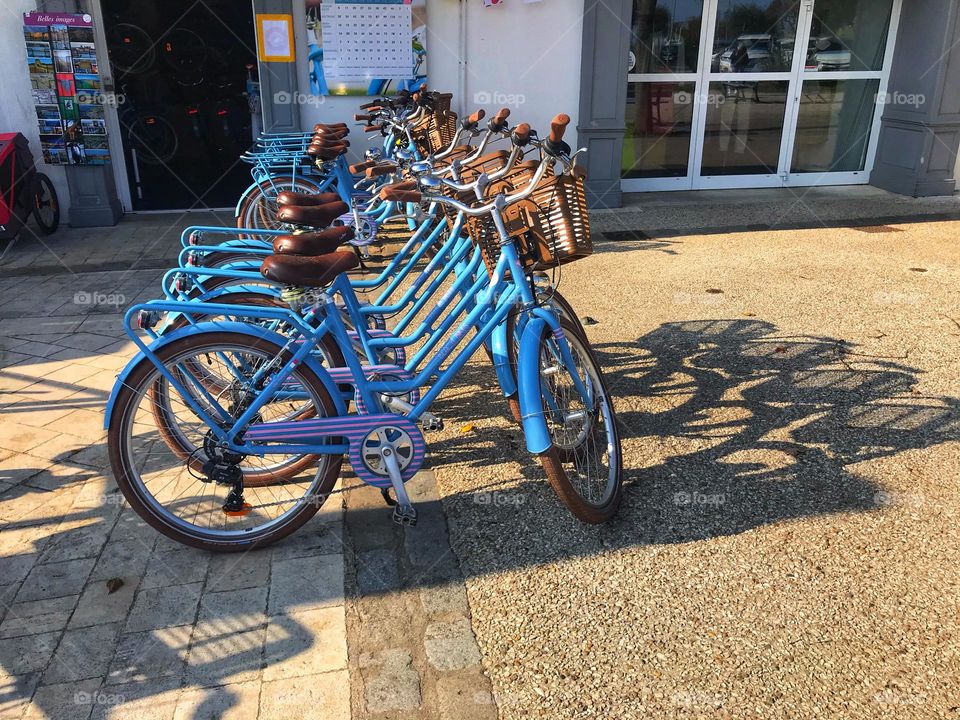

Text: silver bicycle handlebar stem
xmin=424 ymin=154 xmax=552 ymax=217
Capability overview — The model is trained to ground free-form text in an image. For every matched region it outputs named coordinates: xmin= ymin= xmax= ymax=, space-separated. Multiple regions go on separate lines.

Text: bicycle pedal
xmin=420 ymin=414 xmax=444 ymax=432
xmin=392 ymin=504 xmax=418 ymax=527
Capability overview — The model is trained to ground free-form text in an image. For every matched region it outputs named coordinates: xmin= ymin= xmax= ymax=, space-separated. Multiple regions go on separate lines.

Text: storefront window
xmin=805 ymin=0 xmax=894 ymax=72
xmin=701 ymin=80 xmax=789 ymax=175
xmin=623 ymin=82 xmax=695 ymax=178
xmin=791 ymin=79 xmax=881 ymax=173
xmin=630 ymin=0 xmax=705 ymax=74
xmin=711 ymin=1 xmax=800 ymax=74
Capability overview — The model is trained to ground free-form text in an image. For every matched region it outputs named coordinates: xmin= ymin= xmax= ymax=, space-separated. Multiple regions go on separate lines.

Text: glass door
xmin=622 ymin=0 xmax=708 ymax=191
xmin=782 ymin=0 xmax=901 ymax=187
xmin=692 ymin=0 xmax=803 ymax=188
xmin=621 ymin=0 xmax=902 ymax=193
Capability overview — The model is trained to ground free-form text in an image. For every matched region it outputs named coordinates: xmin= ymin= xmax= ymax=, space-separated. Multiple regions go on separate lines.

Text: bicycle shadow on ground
xmin=423 ymin=318 xmax=960 ymax=570
xmin=0 ymin=447 xmax=345 ymax=720
xmin=3 ymin=317 xmax=959 ymax=718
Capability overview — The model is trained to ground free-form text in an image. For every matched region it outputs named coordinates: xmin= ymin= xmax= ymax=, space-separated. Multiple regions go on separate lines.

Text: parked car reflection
xmin=806 ymin=36 xmax=851 ymax=71
xmin=717 ymin=34 xmax=788 ymax=72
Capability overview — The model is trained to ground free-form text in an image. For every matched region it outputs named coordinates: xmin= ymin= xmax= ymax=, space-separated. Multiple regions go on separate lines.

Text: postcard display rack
xmin=23 ymin=12 xmax=110 ymax=166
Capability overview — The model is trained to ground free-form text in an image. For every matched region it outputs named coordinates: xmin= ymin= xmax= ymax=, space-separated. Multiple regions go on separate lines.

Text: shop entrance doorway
xmin=622 ymin=0 xmax=903 ymax=192
xmin=100 ymin=0 xmax=257 ymax=210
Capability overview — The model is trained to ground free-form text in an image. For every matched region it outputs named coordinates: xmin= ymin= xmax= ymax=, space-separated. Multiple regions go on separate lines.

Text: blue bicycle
xmin=104 ymin=114 xmax=622 ymax=551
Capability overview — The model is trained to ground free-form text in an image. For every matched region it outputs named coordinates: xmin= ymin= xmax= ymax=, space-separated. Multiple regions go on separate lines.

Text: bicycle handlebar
xmin=489 ymin=107 xmax=510 ymax=132
xmin=512 ymin=123 xmax=531 ymax=147
xmin=366 ymin=162 xmax=398 ymax=178
xmin=462 ymin=108 xmax=485 ymax=130
xmin=548 ymin=113 xmax=570 ymax=144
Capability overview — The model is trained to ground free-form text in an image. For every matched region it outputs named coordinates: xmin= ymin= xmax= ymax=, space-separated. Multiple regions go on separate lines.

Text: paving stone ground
xmin=4 ymin=199 xmax=960 ymax=719
xmin=0 ymin=217 xmax=493 ymax=720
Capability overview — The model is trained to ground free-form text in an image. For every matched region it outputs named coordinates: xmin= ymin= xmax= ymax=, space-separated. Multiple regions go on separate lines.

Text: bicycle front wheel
xmin=533 ymin=317 xmax=623 ymax=523
xmin=108 ymin=331 xmax=343 ymax=552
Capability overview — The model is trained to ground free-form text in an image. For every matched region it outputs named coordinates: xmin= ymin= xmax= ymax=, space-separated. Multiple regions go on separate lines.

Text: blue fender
xmin=516 ymin=317 xmax=552 ymax=454
xmin=489 ymin=319 xmax=517 ymax=398
xmin=104 ymin=321 xmax=346 ymax=430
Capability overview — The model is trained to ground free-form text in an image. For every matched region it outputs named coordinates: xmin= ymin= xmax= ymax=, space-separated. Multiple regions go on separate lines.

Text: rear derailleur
xmin=200 ymin=431 xmax=249 ymax=516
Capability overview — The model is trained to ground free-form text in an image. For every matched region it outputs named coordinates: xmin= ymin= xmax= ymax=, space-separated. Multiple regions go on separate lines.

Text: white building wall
xmin=0 ymin=0 xmax=585 ymax=216
xmin=296 ymin=0 xmax=584 ymax=158
xmin=0 ymin=0 xmax=70 ymax=220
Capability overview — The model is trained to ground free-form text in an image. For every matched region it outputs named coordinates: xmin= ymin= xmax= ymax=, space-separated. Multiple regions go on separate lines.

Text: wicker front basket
xmin=409 ymin=95 xmax=457 ymax=157
xmin=428 ymin=111 xmax=457 ymax=155
xmin=466 ymin=172 xmax=592 ymax=274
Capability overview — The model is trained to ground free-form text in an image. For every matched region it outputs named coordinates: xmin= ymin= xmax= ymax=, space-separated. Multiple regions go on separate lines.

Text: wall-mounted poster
xmin=23 ymin=12 xmax=111 ymax=166
xmin=305 ymin=0 xmax=426 ymax=97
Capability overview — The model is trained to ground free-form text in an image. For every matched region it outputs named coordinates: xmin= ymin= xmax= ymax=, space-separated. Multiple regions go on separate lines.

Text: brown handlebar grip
xmin=493 ymin=108 xmax=510 ymax=125
xmin=354 ymin=114 xmax=373 ymax=122
xmin=348 ymin=160 xmax=377 ymax=174
xmin=380 ymin=186 xmax=422 ymax=203
xmin=573 ymin=164 xmax=588 ymax=180
xmin=513 ymin=123 xmax=531 ymax=144
xmin=364 ymin=125 xmax=381 ymax=133
xmin=549 ymin=114 xmax=571 ymax=144
xmin=366 ymin=163 xmax=399 ymax=178
xmin=466 ymin=108 xmax=485 ymax=125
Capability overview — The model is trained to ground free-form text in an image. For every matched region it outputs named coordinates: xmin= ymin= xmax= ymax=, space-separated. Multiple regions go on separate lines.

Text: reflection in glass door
xmin=696 ymin=0 xmax=800 ymax=183
xmin=622 ymin=0 xmax=706 ymax=190
xmin=621 ymin=0 xmax=902 ymax=193
xmin=785 ymin=0 xmax=897 ymax=186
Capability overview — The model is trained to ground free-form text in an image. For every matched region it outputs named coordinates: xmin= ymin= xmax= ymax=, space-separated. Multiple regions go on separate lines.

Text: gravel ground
xmin=424 ymin=220 xmax=960 ymax=719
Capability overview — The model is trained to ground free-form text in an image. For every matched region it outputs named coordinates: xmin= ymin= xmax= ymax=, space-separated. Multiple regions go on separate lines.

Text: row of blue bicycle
xmin=104 ymin=87 xmax=623 ymax=551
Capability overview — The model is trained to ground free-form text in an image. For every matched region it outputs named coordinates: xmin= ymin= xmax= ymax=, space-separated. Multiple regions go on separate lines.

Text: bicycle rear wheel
xmin=237 ymin=176 xmax=323 ymax=230
xmin=533 ymin=316 xmax=622 ymax=523
xmin=152 ymin=293 xmax=346 ymax=487
xmin=109 ymin=330 xmax=343 ymax=551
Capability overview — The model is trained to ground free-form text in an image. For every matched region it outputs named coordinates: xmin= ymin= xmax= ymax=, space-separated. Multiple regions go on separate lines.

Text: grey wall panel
xmin=872 ymin=0 xmax=960 ymax=196
xmin=577 ymin=0 xmax=632 ymax=208
xmin=253 ymin=0 xmax=301 ymax=133
xmin=877 ymin=126 xmax=922 ymax=170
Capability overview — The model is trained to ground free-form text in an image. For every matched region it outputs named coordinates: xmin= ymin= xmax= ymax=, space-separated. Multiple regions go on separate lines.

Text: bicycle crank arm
xmin=380 ymin=444 xmax=417 ymax=526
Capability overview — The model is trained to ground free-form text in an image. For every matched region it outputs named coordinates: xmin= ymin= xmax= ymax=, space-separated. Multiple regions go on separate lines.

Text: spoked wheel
xmin=534 ymin=317 xmax=622 ymax=523
xmin=32 ymin=173 xmax=59 ymax=235
xmin=106 ymin=23 xmax=156 ymax=75
xmin=237 ymin=176 xmax=322 ymax=231
xmin=127 ymin=113 xmax=179 ymax=166
xmin=109 ymin=331 xmax=344 ymax=552
xmin=162 ymin=28 xmax=208 ymax=86
xmin=151 ymin=294 xmax=346 ymax=487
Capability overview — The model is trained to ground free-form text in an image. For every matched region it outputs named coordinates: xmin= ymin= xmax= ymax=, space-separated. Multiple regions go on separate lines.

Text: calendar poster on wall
xmin=23 ymin=12 xmax=110 ymax=166
xmin=305 ymin=0 xmax=426 ymax=97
